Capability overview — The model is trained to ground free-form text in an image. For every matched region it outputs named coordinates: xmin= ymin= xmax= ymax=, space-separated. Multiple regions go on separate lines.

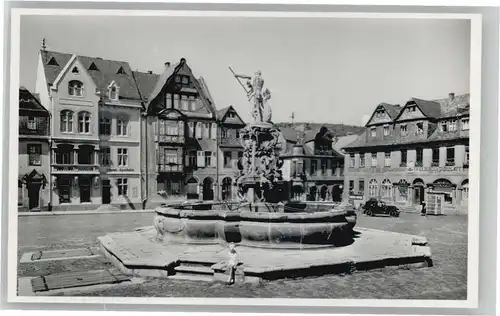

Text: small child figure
xmin=226 ymin=242 xmax=240 ymax=285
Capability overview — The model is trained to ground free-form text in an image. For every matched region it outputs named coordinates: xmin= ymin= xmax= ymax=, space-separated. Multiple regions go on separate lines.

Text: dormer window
xmin=116 ymin=66 xmax=126 ymax=74
xmin=88 ymin=62 xmax=99 ymax=71
xmin=462 ymin=118 xmax=470 ymax=131
xmin=68 ymin=80 xmax=83 ymax=97
xmin=383 ymin=125 xmax=390 ymax=136
xmin=440 ymin=121 xmax=448 ymax=132
xmin=408 ymin=105 xmax=416 ymax=112
xmin=72 ymin=66 xmax=79 ymax=74
xmin=370 ymin=127 xmax=376 ymax=138
xmin=108 ymin=82 xmax=120 ymax=101
xmin=449 ymin=120 xmax=457 ymax=132
xmin=47 ymin=57 xmax=59 ymax=66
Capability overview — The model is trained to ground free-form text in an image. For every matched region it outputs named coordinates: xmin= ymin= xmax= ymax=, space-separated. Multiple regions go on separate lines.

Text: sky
xmin=19 ymin=15 xmax=471 ymax=126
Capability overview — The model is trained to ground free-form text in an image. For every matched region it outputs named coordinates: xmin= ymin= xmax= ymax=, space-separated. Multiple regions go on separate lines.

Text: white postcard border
xmin=7 ymin=8 xmax=482 ymax=309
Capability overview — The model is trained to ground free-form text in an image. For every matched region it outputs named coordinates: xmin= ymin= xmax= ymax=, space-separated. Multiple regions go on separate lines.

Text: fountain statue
xmin=230 ymin=68 xmax=286 ymax=204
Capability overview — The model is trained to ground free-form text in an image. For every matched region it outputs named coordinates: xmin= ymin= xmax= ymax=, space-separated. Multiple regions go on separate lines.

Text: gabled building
xmin=18 ymin=87 xmax=50 ymax=212
xmin=280 ymin=126 xmax=346 ymax=202
xmin=142 ymin=58 xmax=221 ymax=205
xmin=34 ymin=48 xmax=144 ymax=210
xmin=343 ymin=92 xmax=470 ymax=214
xmin=217 ymin=105 xmax=245 ymax=201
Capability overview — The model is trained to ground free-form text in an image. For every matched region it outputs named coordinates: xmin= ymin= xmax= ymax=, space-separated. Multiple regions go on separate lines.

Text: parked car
xmin=361 ymin=198 xmax=400 ymax=217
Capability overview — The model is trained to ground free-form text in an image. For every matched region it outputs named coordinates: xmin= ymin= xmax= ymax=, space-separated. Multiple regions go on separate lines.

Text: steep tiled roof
xmin=380 ymin=103 xmax=401 ymax=119
xmin=433 ymin=93 xmax=470 ymax=118
xmin=40 ymin=50 xmax=142 ymax=101
xmin=19 ymin=87 xmax=49 ymax=114
xmin=41 ymin=50 xmax=72 ymax=87
xmin=333 ymin=134 xmax=358 ymax=152
xmin=132 ymin=71 xmax=160 ymax=101
xmin=145 ymin=62 xmax=179 ymax=108
xmin=411 ymin=98 xmax=442 ymax=119
xmin=217 ymin=106 xmax=231 ymax=120
xmin=77 ymin=55 xmax=142 ymax=101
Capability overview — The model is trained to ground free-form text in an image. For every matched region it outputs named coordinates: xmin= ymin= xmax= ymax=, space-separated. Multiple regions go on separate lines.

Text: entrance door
xmin=414 ymin=186 xmax=424 ymax=204
xmin=202 ymin=178 xmax=214 ymax=201
xmin=102 ymin=180 xmax=111 ymax=204
xmin=27 ymin=182 xmax=41 ymax=210
xmin=79 ymin=177 xmax=92 ymax=203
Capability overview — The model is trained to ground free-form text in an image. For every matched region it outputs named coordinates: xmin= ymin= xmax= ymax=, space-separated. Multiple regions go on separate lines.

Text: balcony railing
xmin=220 ymin=137 xmax=242 ymax=147
xmin=52 ymin=164 xmax=100 ymax=173
xmin=156 ymin=135 xmax=185 ymax=144
xmin=158 ymin=164 xmax=183 ymax=172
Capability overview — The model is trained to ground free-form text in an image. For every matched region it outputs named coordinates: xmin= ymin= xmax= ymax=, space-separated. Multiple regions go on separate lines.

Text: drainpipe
xmin=142 ymin=111 xmax=148 ymax=209
xmin=215 ymin=119 xmax=220 ymax=201
xmin=48 ymin=95 xmax=54 ymax=211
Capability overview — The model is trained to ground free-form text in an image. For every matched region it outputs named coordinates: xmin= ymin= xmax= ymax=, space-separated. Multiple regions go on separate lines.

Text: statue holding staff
xmin=229 ymin=67 xmax=272 ymax=123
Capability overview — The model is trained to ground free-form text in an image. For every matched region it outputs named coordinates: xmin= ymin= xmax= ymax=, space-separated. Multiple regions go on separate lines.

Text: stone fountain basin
xmin=154 ymin=203 xmax=357 ymax=249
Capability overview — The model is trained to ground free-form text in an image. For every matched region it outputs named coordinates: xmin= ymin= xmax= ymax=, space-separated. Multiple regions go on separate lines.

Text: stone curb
xmin=18 ymin=209 xmax=156 ymax=216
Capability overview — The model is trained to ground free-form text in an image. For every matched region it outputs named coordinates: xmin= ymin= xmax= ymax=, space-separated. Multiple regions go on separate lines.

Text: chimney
xmin=448 ymin=92 xmax=455 ymax=102
xmin=147 ymin=70 xmax=153 ymax=74
xmin=164 ymin=62 xmax=171 ymax=68
xmin=180 ymin=57 xmax=186 ymax=63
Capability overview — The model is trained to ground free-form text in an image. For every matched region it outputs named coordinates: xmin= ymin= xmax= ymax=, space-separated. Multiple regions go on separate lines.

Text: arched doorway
xmin=331 ymin=185 xmax=342 ymax=202
xmin=309 ymin=186 xmax=317 ymax=201
xmin=412 ymin=178 xmax=425 ymax=205
xmin=221 ymin=177 xmax=233 ymax=201
xmin=79 ymin=176 xmax=92 ymax=203
xmin=186 ymin=177 xmax=199 ymax=200
xmin=202 ymin=177 xmax=214 ymax=201
xmin=461 ymin=179 xmax=469 ymax=203
xmin=320 ymin=186 xmax=328 ymax=201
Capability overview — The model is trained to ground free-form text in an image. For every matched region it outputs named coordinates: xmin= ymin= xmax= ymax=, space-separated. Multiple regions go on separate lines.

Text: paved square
xmin=17 ymin=211 xmax=467 ymax=299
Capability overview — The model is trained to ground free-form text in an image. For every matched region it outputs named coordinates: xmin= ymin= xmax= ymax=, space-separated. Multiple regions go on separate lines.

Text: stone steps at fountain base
xmin=171 ymin=263 xmax=215 ymax=282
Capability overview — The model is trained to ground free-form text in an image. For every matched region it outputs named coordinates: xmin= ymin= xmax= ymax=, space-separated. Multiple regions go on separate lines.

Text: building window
xmin=60 ymin=110 xmax=74 ymax=133
xmin=68 ymin=80 xmax=83 ymax=97
xmin=462 ymin=118 xmax=470 ymax=131
xmin=400 ymin=124 xmax=407 ymax=136
xmin=370 ymin=127 xmax=376 ymax=138
xmin=99 ymin=116 xmax=111 ymax=135
xmin=173 ymin=94 xmax=180 ymax=109
xmin=223 ymin=151 xmax=232 ymax=168
xmin=181 ymin=76 xmax=190 ymax=86
xmin=117 ymin=117 xmax=129 ymax=136
xmin=28 ymin=144 xmax=42 ymax=166
xmin=188 ymin=151 xmax=197 ymax=167
xmin=117 ymin=178 xmax=128 ymax=196
xmin=384 ymin=152 xmax=391 ymax=167
xmin=396 ymin=180 xmax=409 ymax=202
xmin=166 ymin=120 xmax=178 ymax=135
xmin=181 ymin=95 xmax=189 ymax=111
xmin=383 ymin=125 xmax=390 ymax=136
xmin=381 ymin=179 xmax=392 ymax=198
xmin=359 ymin=154 xmax=365 ymax=168
xmin=349 ymin=180 xmax=354 ymax=194
xmin=464 ymin=146 xmax=469 ymax=167
xmin=188 ymin=122 xmax=195 ymax=138
xmin=117 ymin=148 xmax=128 ymax=166
xmin=449 ymin=120 xmax=457 ymax=132
xmin=166 ymin=93 xmax=172 ymax=108
xmin=371 ymin=153 xmax=377 ymax=167
xmin=446 ymin=147 xmax=455 ymax=166
xmin=310 ymin=160 xmax=317 ymax=175
xmin=205 ymin=123 xmax=211 ymax=139
xmin=320 ymin=159 xmax=327 ymax=174
xmin=109 ymin=86 xmax=118 ymax=100
xmin=416 ymin=148 xmax=423 ymax=167
xmin=349 ymin=154 xmax=355 ymax=167
xmin=358 ymin=180 xmax=365 ymax=194
xmin=462 ymin=184 xmax=469 ymax=200
xmin=78 ymin=111 xmax=91 ymax=134
xmin=58 ymin=177 xmax=72 ymax=204
xmin=432 ymin=148 xmax=440 ymax=166
xmin=400 ymin=149 xmax=407 ymax=167
xmin=27 ymin=116 xmax=38 ymax=130
xmin=100 ymin=147 xmax=111 ymax=165
xmin=165 ymin=149 xmax=178 ymax=164
xmin=416 ymin=122 xmax=424 ymax=135
xmin=368 ymin=179 xmax=378 ymax=197
xmin=189 ymin=96 xmax=197 ymax=111
xmin=440 ymin=121 xmax=448 ymax=132
xmin=204 ymin=151 xmax=212 ymax=167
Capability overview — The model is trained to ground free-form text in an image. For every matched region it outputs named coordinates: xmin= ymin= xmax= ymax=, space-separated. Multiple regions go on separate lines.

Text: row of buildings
xmin=18 ymin=45 xmax=470 ymax=214
xmin=19 ymin=46 xmax=352 ymax=212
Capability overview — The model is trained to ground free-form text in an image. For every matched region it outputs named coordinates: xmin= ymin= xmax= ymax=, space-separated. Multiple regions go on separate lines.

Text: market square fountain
xmin=98 ymin=69 xmax=432 ymax=284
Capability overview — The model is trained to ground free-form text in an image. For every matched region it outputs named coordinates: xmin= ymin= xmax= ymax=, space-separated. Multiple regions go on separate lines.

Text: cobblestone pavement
xmin=17 ymin=212 xmax=467 ymax=299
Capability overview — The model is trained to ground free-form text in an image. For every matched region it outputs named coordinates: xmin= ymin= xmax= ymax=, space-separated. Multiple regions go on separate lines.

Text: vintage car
xmin=361 ymin=198 xmax=400 ymax=217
